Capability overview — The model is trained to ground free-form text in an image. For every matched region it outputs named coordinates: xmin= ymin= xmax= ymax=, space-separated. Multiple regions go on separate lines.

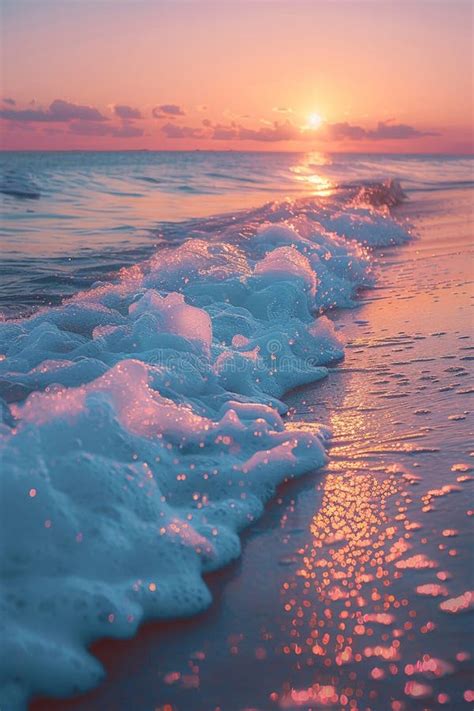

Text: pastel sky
xmin=1 ymin=0 xmax=472 ymax=152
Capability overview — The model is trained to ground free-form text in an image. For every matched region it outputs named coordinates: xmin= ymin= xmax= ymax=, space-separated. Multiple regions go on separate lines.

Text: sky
xmin=1 ymin=0 xmax=472 ymax=152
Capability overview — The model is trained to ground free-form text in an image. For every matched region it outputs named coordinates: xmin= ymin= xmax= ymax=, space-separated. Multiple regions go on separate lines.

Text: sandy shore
xmin=32 ymin=188 xmax=473 ymax=711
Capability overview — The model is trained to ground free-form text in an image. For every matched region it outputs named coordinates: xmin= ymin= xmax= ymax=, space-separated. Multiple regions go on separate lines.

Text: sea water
xmin=0 ymin=152 xmax=471 ymax=709
xmin=1 ymin=151 xmax=472 ymax=316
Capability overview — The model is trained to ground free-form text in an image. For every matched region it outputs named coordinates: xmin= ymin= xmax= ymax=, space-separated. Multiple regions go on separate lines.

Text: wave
xmin=205 ymin=171 xmax=261 ymax=184
xmin=407 ymin=179 xmax=474 ymax=192
xmin=0 ymin=171 xmax=41 ymax=200
xmin=0 ymin=180 xmax=411 ymax=709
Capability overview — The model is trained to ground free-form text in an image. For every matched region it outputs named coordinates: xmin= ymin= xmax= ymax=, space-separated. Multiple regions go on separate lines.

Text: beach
xmin=0 ymin=154 xmax=472 ymax=711
xmin=28 ymin=180 xmax=474 ymax=710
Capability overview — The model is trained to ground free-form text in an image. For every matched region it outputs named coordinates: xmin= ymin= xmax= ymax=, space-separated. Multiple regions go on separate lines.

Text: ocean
xmin=1 ymin=151 xmax=472 ymax=316
xmin=1 ymin=151 xmax=473 ymax=710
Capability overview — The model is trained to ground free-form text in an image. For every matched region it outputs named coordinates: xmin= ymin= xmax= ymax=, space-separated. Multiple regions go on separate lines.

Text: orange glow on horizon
xmin=0 ymin=0 xmax=472 ymax=153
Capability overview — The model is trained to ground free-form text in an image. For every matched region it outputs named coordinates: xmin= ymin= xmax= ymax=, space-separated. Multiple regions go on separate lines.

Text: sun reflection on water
xmin=290 ymin=153 xmax=335 ymax=197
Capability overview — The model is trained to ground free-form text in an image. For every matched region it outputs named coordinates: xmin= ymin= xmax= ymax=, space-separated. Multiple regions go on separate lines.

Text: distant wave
xmin=205 ymin=171 xmax=261 ymax=184
xmin=407 ymin=178 xmax=474 ymax=192
xmin=0 ymin=171 xmax=41 ymax=200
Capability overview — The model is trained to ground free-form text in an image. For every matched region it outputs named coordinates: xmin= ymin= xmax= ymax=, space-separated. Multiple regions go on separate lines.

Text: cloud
xmin=113 ymin=104 xmax=143 ymax=119
xmin=161 ymin=119 xmax=301 ymax=142
xmin=322 ymin=122 xmax=367 ymax=141
xmin=0 ymin=107 xmax=51 ymax=122
xmin=210 ymin=123 xmax=239 ymax=140
xmin=366 ymin=120 xmax=438 ymax=140
xmin=161 ymin=116 xmax=437 ymax=143
xmin=167 ymin=118 xmax=316 ymax=142
xmin=161 ymin=122 xmax=204 ymax=139
xmin=163 ymin=119 xmax=301 ymax=142
xmin=321 ymin=120 xmax=438 ymax=141
xmin=152 ymin=104 xmax=185 ymax=119
xmin=273 ymin=106 xmax=293 ymax=114
xmin=238 ymin=121 xmax=300 ymax=142
xmin=0 ymin=98 xmax=147 ymax=139
xmin=69 ymin=120 xmax=144 ymax=138
xmin=49 ymin=99 xmax=106 ymax=121
xmin=0 ymin=99 xmax=107 ymax=123
xmin=2 ymin=98 xmax=434 ymax=145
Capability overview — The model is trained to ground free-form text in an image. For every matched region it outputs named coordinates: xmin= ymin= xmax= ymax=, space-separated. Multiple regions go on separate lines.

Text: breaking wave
xmin=0 ymin=181 xmax=410 ymax=709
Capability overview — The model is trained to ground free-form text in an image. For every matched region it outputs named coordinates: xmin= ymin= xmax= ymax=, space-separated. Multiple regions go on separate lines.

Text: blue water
xmin=1 ymin=150 xmax=473 ymax=710
xmin=1 ymin=151 xmax=472 ymax=316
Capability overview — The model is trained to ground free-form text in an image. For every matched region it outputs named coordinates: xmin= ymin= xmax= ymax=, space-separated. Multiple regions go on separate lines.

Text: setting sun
xmin=308 ymin=113 xmax=324 ymax=129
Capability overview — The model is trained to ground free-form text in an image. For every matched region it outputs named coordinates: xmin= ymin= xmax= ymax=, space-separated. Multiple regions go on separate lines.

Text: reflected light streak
xmin=290 ymin=153 xmax=335 ymax=197
xmin=275 ymin=358 xmax=459 ymax=709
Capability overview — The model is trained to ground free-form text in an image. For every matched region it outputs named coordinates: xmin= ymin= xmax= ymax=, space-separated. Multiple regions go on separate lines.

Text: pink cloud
xmin=238 ymin=121 xmax=300 ymax=142
xmin=113 ymin=104 xmax=143 ymax=119
xmin=366 ymin=120 xmax=438 ymax=139
xmin=161 ymin=117 xmax=438 ymax=143
xmin=161 ymin=122 xmax=204 ymax=139
xmin=0 ymin=99 xmax=107 ymax=123
xmin=152 ymin=104 xmax=186 ymax=119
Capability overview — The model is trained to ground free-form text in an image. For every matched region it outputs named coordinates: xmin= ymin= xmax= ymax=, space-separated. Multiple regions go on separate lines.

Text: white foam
xmin=0 ymin=190 xmax=410 ymax=708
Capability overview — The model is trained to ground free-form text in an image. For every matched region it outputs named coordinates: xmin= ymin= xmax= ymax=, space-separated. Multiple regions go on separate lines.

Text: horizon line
xmin=1 ymin=148 xmax=473 ymax=156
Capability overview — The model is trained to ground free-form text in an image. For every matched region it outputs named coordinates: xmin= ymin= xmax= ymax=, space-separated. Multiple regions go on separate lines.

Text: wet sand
xmin=32 ymin=188 xmax=473 ymax=711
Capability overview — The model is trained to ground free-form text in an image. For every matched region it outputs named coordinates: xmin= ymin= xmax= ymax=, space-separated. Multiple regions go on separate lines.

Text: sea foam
xmin=0 ymin=183 xmax=410 ymax=709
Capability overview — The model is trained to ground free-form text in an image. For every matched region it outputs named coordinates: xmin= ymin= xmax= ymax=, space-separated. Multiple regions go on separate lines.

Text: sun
xmin=308 ymin=113 xmax=323 ymax=129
